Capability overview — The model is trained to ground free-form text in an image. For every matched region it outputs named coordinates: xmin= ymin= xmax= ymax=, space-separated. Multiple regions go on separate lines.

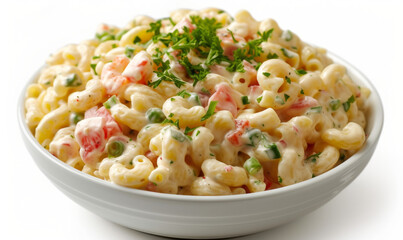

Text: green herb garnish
xmin=103 ymin=95 xmax=119 ymax=109
xmin=263 ymin=72 xmax=271 ymax=77
xmin=281 ymin=48 xmax=293 ymax=58
xmin=65 ymin=73 xmax=82 ymax=87
xmin=243 ymin=157 xmax=262 ymax=175
xmin=343 ymin=95 xmax=355 ymax=112
xmin=329 ymin=99 xmax=341 ymax=111
xmin=201 ymin=101 xmax=218 ymax=121
xmin=241 ymin=96 xmax=250 ymax=105
xmin=295 ymin=69 xmax=307 ymax=76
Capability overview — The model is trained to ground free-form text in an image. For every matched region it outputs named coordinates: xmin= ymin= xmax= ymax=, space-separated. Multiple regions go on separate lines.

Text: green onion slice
xmin=103 ymin=95 xmax=119 ymax=109
xmin=65 ymin=73 xmax=82 ymax=87
xmin=243 ymin=157 xmax=262 ymax=175
xmin=265 ymin=143 xmax=281 ymax=159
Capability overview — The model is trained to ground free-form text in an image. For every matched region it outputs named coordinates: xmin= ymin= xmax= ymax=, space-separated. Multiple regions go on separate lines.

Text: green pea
xmin=146 ymin=108 xmax=166 ymax=123
xmin=108 ymin=141 xmax=125 ymax=157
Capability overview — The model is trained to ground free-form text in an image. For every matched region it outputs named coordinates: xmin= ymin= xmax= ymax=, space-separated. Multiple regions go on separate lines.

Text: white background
xmin=2 ymin=0 xmax=402 ymax=239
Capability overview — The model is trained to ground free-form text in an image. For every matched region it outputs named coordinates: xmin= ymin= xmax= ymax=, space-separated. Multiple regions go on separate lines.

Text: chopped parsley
xmin=263 ymin=72 xmax=271 ymax=77
xmin=267 ymin=52 xmax=279 ymax=59
xmin=295 ymin=69 xmax=307 ymax=76
xmin=285 ymin=76 xmax=291 ymax=84
xmin=125 ymin=46 xmax=135 ymax=58
xmin=177 ymin=89 xmax=191 ymax=98
xmin=162 ymin=118 xmax=180 ymax=129
xmin=184 ymin=126 xmax=199 ymax=135
xmin=306 ymin=152 xmax=321 ymax=163
xmin=284 ymin=94 xmax=290 ymax=102
xmin=133 ymin=36 xmax=142 ymax=44
xmin=241 ymin=96 xmax=250 ymax=105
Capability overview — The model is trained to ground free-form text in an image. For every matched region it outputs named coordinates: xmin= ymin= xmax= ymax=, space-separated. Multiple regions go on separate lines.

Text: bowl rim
xmin=18 ymin=51 xmax=384 ymax=202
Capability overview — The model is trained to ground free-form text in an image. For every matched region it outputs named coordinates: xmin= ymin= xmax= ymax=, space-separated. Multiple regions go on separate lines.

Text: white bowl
xmin=18 ymin=53 xmax=383 ymax=239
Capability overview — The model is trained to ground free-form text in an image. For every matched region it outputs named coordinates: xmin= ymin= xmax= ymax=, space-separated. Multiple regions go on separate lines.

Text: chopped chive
xmin=92 ymin=55 xmax=101 ymax=59
xmin=201 ymin=101 xmax=218 ymax=121
xmin=285 ymin=76 xmax=291 ymax=84
xmin=278 ymin=176 xmax=283 ymax=183
xmin=196 ymin=130 xmax=200 ymax=136
xmin=256 ymin=96 xmax=263 ymax=103
xmin=177 ymin=90 xmax=191 ymax=98
xmin=300 ymin=89 xmax=305 ymax=95
xmin=184 ymin=126 xmax=199 ymax=135
xmin=168 ymin=113 xmax=174 ymax=118
xmin=284 ymin=94 xmax=290 ymax=102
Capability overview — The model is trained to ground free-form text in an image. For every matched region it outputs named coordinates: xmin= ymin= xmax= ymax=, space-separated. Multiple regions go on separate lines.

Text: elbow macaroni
xmin=25 ymin=9 xmax=370 ymax=195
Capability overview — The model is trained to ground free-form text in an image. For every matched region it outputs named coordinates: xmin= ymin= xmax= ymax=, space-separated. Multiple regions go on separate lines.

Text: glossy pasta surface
xmin=25 ymin=9 xmax=370 ymax=195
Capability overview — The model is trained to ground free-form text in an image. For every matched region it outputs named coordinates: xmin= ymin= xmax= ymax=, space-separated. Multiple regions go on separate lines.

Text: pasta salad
xmin=25 ymin=8 xmax=370 ymax=195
